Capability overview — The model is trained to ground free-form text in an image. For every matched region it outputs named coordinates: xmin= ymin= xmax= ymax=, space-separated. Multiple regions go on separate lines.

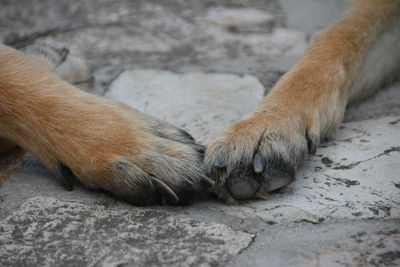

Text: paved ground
xmin=1 ymin=0 xmax=399 ymax=266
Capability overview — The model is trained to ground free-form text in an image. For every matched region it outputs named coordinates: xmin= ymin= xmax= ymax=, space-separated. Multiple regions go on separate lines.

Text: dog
xmin=1 ymin=0 xmax=399 ymax=205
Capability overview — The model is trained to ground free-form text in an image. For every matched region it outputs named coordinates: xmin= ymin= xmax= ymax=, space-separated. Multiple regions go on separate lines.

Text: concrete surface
xmin=105 ymin=70 xmax=264 ymax=143
xmin=1 ymin=0 xmax=400 ymax=266
xmin=0 ymin=197 xmax=253 ymax=266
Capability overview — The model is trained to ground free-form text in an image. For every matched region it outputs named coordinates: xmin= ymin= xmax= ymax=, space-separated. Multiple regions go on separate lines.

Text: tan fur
xmin=205 ymin=0 xmax=400 ymax=203
xmin=0 ymin=44 xmax=210 ymax=205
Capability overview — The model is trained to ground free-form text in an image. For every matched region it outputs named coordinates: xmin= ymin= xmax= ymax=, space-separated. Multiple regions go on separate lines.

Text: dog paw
xmin=42 ymin=101 xmax=213 ymax=206
xmin=205 ymin=113 xmax=318 ymax=203
xmin=1 ymin=45 xmax=211 ymax=205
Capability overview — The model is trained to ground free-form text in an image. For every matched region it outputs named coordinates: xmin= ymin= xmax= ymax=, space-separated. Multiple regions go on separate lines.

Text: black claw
xmin=253 ymin=152 xmax=266 ymax=174
xmin=178 ymin=129 xmax=196 ymax=143
xmin=200 ymin=174 xmax=215 ymax=187
xmin=192 ymin=143 xmax=206 ymax=153
xmin=214 ymin=157 xmax=225 ymax=168
xmin=306 ymin=130 xmax=317 ymax=155
xmin=56 ymin=163 xmax=74 ymax=191
xmin=150 ymin=176 xmax=180 ymax=204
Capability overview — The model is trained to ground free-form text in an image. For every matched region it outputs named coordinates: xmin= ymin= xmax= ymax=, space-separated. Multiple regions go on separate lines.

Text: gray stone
xmin=280 ymin=0 xmax=350 ymax=36
xmin=105 ymin=70 xmax=265 ymax=143
xmin=1 ymin=0 xmax=299 ymax=69
xmin=345 ymin=82 xmax=400 ymax=122
xmin=229 ymin=219 xmax=400 ymax=267
xmin=205 ymin=7 xmax=275 ymax=30
xmin=303 ymin=229 xmax=400 ymax=267
xmin=0 ymin=197 xmax=254 ymax=267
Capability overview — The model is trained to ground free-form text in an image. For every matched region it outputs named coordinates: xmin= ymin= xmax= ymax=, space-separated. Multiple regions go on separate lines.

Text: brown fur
xmin=0 ymin=44 xmax=211 ymax=205
xmin=205 ymin=0 xmax=400 ymax=202
xmin=1 ymin=0 xmax=399 ymax=204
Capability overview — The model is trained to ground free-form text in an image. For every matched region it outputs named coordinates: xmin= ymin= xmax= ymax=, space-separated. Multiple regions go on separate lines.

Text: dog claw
xmin=214 ymin=157 xmax=225 ymax=168
xmin=253 ymin=152 xmax=266 ymax=174
xmin=57 ymin=163 xmax=74 ymax=191
xmin=200 ymin=174 xmax=215 ymax=187
xmin=255 ymin=189 xmax=269 ymax=200
xmin=150 ymin=176 xmax=180 ymax=204
xmin=192 ymin=143 xmax=206 ymax=153
xmin=178 ymin=129 xmax=196 ymax=143
xmin=306 ymin=130 xmax=316 ymax=155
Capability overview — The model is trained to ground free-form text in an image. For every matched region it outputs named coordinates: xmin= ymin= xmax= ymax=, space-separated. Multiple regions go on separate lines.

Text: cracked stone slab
xmin=186 ymin=116 xmax=400 ymax=224
xmin=0 ymin=197 xmax=254 ymax=267
xmin=303 ymin=230 xmax=400 ymax=267
xmin=105 ymin=69 xmax=265 ymax=143
xmin=229 ymin=219 xmax=400 ymax=267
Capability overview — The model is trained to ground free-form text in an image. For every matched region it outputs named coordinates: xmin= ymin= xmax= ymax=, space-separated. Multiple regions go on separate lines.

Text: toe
xmin=106 ymin=137 xmax=213 ymax=206
xmin=150 ymin=175 xmax=180 ymax=204
xmin=253 ymin=152 xmax=266 ymax=174
xmin=224 ymin=156 xmax=295 ymax=200
xmin=262 ymin=158 xmax=295 ymax=192
xmin=226 ymin=168 xmax=261 ymax=200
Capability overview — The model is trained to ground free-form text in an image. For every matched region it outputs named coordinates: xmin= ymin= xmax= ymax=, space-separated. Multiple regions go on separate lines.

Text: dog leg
xmin=0 ymin=45 xmax=212 ymax=205
xmin=1 ymin=42 xmax=90 ymax=156
xmin=0 ymin=42 xmax=92 ymax=183
xmin=205 ymin=0 xmax=400 ymax=202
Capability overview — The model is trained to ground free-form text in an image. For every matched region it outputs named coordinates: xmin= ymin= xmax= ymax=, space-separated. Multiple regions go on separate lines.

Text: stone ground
xmin=1 ymin=0 xmax=400 ymax=266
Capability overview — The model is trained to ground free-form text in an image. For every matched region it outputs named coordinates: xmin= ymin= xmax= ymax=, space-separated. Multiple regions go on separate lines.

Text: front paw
xmin=204 ymin=114 xmax=318 ymax=203
xmin=104 ymin=125 xmax=213 ymax=205
xmin=45 ymin=101 xmax=213 ymax=205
